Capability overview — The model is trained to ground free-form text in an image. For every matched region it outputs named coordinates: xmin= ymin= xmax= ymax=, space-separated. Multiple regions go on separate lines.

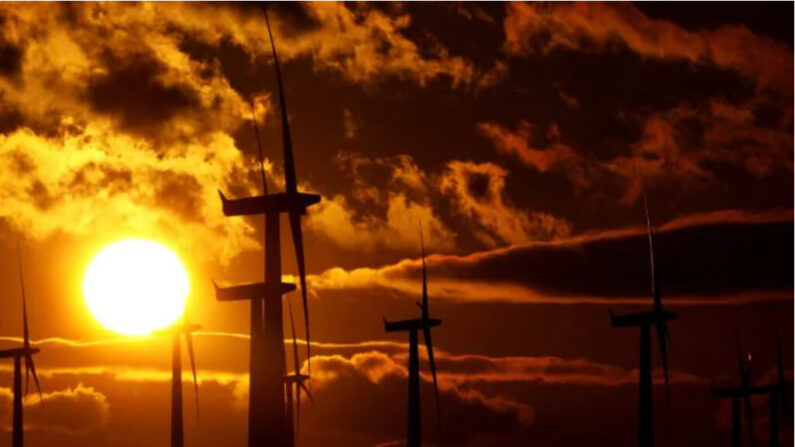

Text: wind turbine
xmin=156 ymin=316 xmax=200 ymax=447
xmin=609 ymin=187 xmax=677 ymax=447
xmin=214 ymin=7 xmax=319 ymax=446
xmin=765 ymin=325 xmax=792 ymax=447
xmin=0 ymin=246 xmax=43 ymax=447
xmin=284 ymin=300 xmax=314 ymax=446
xmin=711 ymin=338 xmax=759 ymax=447
xmin=383 ymin=228 xmax=443 ymax=447
xmin=750 ymin=325 xmax=792 ymax=447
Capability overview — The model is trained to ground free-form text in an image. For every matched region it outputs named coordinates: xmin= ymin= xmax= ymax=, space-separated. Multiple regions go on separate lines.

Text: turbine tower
xmin=156 ymin=317 xmax=200 ymax=447
xmin=214 ymin=7 xmax=319 ymax=447
xmin=0 ymin=246 xmax=43 ymax=447
xmin=383 ymin=229 xmax=443 ymax=447
xmin=711 ymin=339 xmax=758 ymax=447
xmin=609 ymin=187 xmax=677 ymax=447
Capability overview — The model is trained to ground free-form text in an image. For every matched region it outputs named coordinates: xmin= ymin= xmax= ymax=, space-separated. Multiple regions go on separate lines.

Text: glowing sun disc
xmin=83 ymin=239 xmax=189 ymax=335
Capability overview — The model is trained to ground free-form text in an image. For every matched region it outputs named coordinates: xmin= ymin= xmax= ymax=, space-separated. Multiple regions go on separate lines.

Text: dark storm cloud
xmin=311 ymin=210 xmax=793 ymax=304
xmin=86 ymin=53 xmax=199 ymax=138
xmin=152 ymin=171 xmax=204 ymax=223
xmin=0 ymin=40 xmax=22 ymax=79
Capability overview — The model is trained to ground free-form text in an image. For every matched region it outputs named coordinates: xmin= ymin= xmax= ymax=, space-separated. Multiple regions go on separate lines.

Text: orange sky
xmin=0 ymin=2 xmax=792 ymax=446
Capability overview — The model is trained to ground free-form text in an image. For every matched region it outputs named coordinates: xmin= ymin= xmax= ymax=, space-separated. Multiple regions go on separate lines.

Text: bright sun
xmin=83 ymin=239 xmax=189 ymax=336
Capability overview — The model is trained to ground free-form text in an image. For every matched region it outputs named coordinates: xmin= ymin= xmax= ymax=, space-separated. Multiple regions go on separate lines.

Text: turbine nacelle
xmin=213 ymin=280 xmax=296 ymax=301
xmin=284 ymin=373 xmax=311 ymax=384
xmin=218 ymin=190 xmax=320 ymax=217
xmin=0 ymin=347 xmax=40 ymax=359
xmin=383 ymin=317 xmax=443 ymax=333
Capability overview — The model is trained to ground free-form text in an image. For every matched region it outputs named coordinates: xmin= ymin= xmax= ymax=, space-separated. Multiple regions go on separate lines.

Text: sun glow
xmin=83 ymin=239 xmax=189 ymax=335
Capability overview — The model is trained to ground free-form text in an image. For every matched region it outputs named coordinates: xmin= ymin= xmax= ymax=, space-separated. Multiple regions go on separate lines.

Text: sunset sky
xmin=0 ymin=2 xmax=792 ymax=446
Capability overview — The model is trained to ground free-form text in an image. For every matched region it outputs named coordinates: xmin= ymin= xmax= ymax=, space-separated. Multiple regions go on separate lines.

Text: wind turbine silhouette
xmin=747 ymin=325 xmax=792 ymax=447
xmin=764 ymin=325 xmax=792 ymax=447
xmin=214 ymin=6 xmax=319 ymax=446
xmin=0 ymin=246 xmax=43 ymax=447
xmin=609 ymin=186 xmax=677 ymax=447
xmin=284 ymin=299 xmax=314 ymax=446
xmin=383 ymin=227 xmax=443 ymax=447
xmin=156 ymin=315 xmax=200 ymax=447
xmin=711 ymin=337 xmax=758 ymax=447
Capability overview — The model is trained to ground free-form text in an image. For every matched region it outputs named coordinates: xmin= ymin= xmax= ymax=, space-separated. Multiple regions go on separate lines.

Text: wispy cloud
xmin=309 ymin=209 xmax=793 ymax=304
xmin=503 ymin=2 xmax=793 ymax=93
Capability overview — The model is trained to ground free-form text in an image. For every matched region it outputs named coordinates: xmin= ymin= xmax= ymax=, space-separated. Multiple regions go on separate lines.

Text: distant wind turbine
xmin=383 ymin=227 xmax=443 ymax=447
xmin=764 ymin=324 xmax=792 ymax=447
xmin=284 ymin=299 xmax=314 ymax=446
xmin=0 ymin=246 xmax=43 ymax=447
xmin=156 ymin=316 xmax=200 ymax=447
xmin=711 ymin=337 xmax=759 ymax=447
xmin=742 ymin=325 xmax=793 ymax=447
xmin=609 ymin=185 xmax=677 ymax=447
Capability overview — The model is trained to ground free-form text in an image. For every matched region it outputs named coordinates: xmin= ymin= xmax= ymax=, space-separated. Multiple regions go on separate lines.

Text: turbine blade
xmin=262 ymin=7 xmax=297 ymax=193
xmin=186 ymin=332 xmax=199 ymax=421
xmin=657 ymin=321 xmax=671 ymax=389
xmin=298 ymin=381 xmax=315 ymax=406
xmin=17 ymin=244 xmax=30 ymax=350
xmin=289 ymin=212 xmax=311 ymax=377
xmin=17 ymin=244 xmax=33 ymax=395
xmin=25 ymin=355 xmax=43 ymax=405
xmin=288 ymin=296 xmax=300 ymax=375
xmin=423 ymin=327 xmax=443 ymax=440
xmin=295 ymin=382 xmax=301 ymax=442
xmin=419 ymin=223 xmax=428 ymax=319
xmin=249 ymin=98 xmax=268 ymax=195
xmin=640 ymin=182 xmax=660 ymax=310
xmin=656 ymin=320 xmax=673 ymax=434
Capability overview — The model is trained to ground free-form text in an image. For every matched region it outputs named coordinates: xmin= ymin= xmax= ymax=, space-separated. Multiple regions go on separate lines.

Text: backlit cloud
xmin=0 ymin=384 xmax=109 ymax=435
xmin=503 ymin=2 xmax=793 ymax=93
xmin=309 ymin=209 xmax=792 ymax=304
xmin=440 ymin=160 xmax=572 ymax=246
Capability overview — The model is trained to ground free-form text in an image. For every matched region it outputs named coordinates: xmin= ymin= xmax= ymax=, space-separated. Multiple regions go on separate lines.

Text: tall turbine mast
xmin=609 ymin=184 xmax=678 ymax=447
xmin=214 ymin=7 xmax=320 ymax=447
xmin=384 ymin=226 xmax=443 ymax=447
xmin=262 ymin=8 xmax=314 ymax=377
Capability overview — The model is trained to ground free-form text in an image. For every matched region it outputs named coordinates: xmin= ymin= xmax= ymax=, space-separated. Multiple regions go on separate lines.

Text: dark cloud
xmin=86 ymin=53 xmax=199 ymax=138
xmin=0 ymin=40 xmax=22 ymax=78
xmin=153 ymin=172 xmax=203 ymax=223
xmin=311 ymin=211 xmax=793 ymax=304
xmin=305 ymin=352 xmax=531 ymax=446
xmin=503 ymin=2 xmax=793 ymax=93
xmin=430 ymin=214 xmax=793 ymax=299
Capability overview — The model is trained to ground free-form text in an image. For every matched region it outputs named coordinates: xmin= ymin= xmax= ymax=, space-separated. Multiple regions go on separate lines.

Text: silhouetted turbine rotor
xmin=17 ymin=244 xmax=43 ymax=403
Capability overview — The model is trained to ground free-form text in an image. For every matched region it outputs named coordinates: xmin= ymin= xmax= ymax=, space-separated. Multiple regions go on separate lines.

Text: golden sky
xmin=0 ymin=2 xmax=792 ymax=446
